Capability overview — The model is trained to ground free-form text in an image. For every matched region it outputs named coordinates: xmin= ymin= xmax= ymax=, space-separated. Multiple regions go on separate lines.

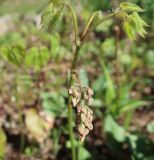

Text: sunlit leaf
xmin=25 ymin=109 xmax=51 ymax=142
xmin=130 ymin=12 xmax=149 ymax=38
xmin=41 ymin=92 xmax=66 ymax=118
xmin=147 ymin=121 xmax=154 ymax=133
xmin=120 ymin=2 xmax=145 ymax=13
xmin=0 ymin=45 xmax=25 ymax=66
xmin=123 ymin=12 xmax=148 ymax=40
xmin=41 ymin=1 xmax=64 ymax=32
xmin=78 ymin=146 xmax=91 ymax=160
xmin=104 ymin=115 xmax=126 ymax=142
xmin=101 ymin=61 xmax=116 ymax=106
xmin=119 ymin=100 xmax=146 ymax=113
xmin=123 ymin=20 xmax=136 ymax=40
xmin=25 ymin=47 xmax=50 ymax=70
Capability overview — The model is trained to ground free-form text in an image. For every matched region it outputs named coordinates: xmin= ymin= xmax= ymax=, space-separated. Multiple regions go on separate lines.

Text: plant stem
xmin=80 ymin=12 xmax=116 ymax=41
xmin=15 ymin=71 xmax=24 ymax=151
xmin=115 ymin=26 xmax=120 ymax=98
xmin=80 ymin=12 xmax=99 ymax=41
xmin=68 ymin=11 xmax=116 ymax=160
xmin=64 ymin=3 xmax=78 ymax=44
xmin=68 ymin=45 xmax=81 ymax=160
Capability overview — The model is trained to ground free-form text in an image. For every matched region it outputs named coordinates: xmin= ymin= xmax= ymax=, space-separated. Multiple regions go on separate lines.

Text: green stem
xmin=68 ymin=45 xmax=81 ymax=160
xmin=68 ymin=11 xmax=116 ymax=160
xmin=80 ymin=12 xmax=99 ymax=41
xmin=64 ymin=3 xmax=78 ymax=44
xmin=81 ymin=12 xmax=116 ymax=41
xmin=15 ymin=71 xmax=24 ymax=151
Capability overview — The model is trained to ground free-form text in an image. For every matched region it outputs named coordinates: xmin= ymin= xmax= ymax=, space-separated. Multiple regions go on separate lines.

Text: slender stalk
xmin=63 ymin=4 xmax=79 ymax=160
xmin=80 ymin=12 xmax=98 ymax=41
xmin=81 ymin=12 xmax=116 ymax=41
xmin=15 ymin=71 xmax=25 ymax=151
xmin=63 ymin=3 xmax=78 ymax=44
xmin=68 ymin=45 xmax=81 ymax=160
xmin=67 ymin=11 xmax=116 ymax=160
xmin=115 ymin=26 xmax=120 ymax=98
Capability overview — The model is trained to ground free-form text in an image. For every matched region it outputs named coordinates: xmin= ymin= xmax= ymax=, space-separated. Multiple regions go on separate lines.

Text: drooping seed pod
xmin=78 ymin=123 xmax=89 ymax=136
xmin=68 ymin=85 xmax=81 ymax=107
xmin=69 ymin=84 xmax=94 ymax=142
xmin=87 ymin=87 xmax=94 ymax=96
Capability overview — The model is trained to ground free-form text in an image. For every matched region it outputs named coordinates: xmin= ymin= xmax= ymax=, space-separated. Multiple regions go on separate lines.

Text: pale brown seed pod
xmin=88 ymin=98 xmax=93 ymax=106
xmin=73 ymin=89 xmax=80 ymax=97
xmin=78 ymin=124 xmax=89 ymax=135
xmin=87 ymin=88 xmax=94 ymax=96
xmin=77 ymin=105 xmax=82 ymax=113
xmin=78 ymin=124 xmax=85 ymax=136
xmin=68 ymin=88 xmax=73 ymax=95
xmin=81 ymin=107 xmax=87 ymax=114
xmin=88 ymin=115 xmax=93 ymax=122
xmin=83 ymin=119 xmax=91 ymax=128
xmin=83 ymin=93 xmax=89 ymax=101
xmin=87 ymin=122 xmax=93 ymax=131
xmin=79 ymin=135 xmax=85 ymax=142
xmin=80 ymin=113 xmax=86 ymax=122
xmin=71 ymin=97 xmax=78 ymax=107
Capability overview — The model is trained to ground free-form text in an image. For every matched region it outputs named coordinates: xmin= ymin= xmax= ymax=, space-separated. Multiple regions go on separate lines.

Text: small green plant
xmin=41 ymin=1 xmax=148 ymax=160
xmin=0 ymin=1 xmax=148 ymax=160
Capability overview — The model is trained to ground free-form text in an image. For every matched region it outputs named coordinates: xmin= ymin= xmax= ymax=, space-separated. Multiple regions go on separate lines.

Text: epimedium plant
xmin=0 ymin=1 xmax=148 ymax=160
xmin=41 ymin=1 xmax=148 ymax=160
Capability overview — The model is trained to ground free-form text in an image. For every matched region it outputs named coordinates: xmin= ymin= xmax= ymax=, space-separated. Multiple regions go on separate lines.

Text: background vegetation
xmin=0 ymin=0 xmax=154 ymax=160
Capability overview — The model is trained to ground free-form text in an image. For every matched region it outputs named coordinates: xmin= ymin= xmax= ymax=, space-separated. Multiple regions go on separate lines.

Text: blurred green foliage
xmin=0 ymin=0 xmax=154 ymax=160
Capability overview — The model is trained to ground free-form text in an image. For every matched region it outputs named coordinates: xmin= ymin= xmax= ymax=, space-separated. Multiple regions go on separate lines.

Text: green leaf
xmin=130 ymin=12 xmax=148 ymax=38
xmin=123 ymin=19 xmax=136 ymax=40
xmin=101 ymin=61 xmax=116 ymax=106
xmin=90 ymin=11 xmax=104 ymax=29
xmin=41 ymin=1 xmax=64 ymax=32
xmin=25 ymin=109 xmax=52 ymax=142
xmin=0 ymin=45 xmax=25 ymax=66
xmin=25 ymin=47 xmax=50 ymax=71
xmin=120 ymin=2 xmax=145 ymax=13
xmin=104 ymin=115 xmax=126 ymax=142
xmin=119 ymin=100 xmax=146 ymax=113
xmin=147 ymin=121 xmax=154 ymax=133
xmin=0 ymin=128 xmax=6 ymax=158
xmin=123 ymin=12 xmax=148 ymax=40
xmin=78 ymin=147 xmax=91 ymax=160
xmin=41 ymin=92 xmax=66 ymax=118
xmin=50 ymin=34 xmax=60 ymax=57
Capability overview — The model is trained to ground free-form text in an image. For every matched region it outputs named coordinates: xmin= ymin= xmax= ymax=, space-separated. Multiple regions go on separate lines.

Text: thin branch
xmin=64 ymin=3 xmax=78 ymax=45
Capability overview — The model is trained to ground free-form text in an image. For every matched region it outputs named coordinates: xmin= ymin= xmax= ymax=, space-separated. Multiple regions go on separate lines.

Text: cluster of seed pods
xmin=68 ymin=85 xmax=93 ymax=141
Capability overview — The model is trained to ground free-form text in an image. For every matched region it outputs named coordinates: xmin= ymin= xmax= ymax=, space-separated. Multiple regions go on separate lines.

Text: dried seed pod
xmin=87 ymin=122 xmax=93 ymax=131
xmin=80 ymin=113 xmax=86 ymax=122
xmin=87 ymin=88 xmax=94 ymax=96
xmin=69 ymin=85 xmax=94 ymax=142
xmin=69 ymin=85 xmax=81 ymax=107
xmin=88 ymin=115 xmax=93 ymax=122
xmin=79 ymin=135 xmax=85 ymax=142
xmin=83 ymin=92 xmax=89 ymax=100
xmin=68 ymin=88 xmax=73 ymax=95
xmin=78 ymin=124 xmax=89 ymax=136
xmin=88 ymin=98 xmax=93 ymax=106
xmin=77 ymin=105 xmax=82 ymax=113
xmin=71 ymin=97 xmax=78 ymax=107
